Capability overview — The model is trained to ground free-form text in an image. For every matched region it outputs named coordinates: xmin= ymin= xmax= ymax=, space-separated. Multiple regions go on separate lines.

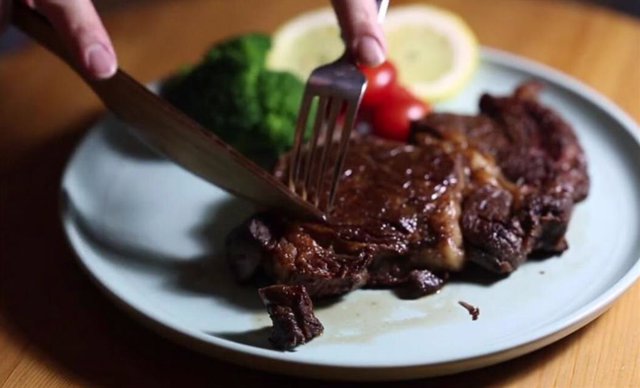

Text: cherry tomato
xmin=359 ymin=61 xmax=398 ymax=110
xmin=371 ymin=86 xmax=431 ymax=142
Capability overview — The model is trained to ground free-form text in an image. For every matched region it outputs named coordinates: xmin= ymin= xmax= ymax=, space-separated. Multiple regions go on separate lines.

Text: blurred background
xmin=80 ymin=0 xmax=640 ymax=16
xmin=591 ymin=0 xmax=640 ymax=15
xmin=91 ymin=0 xmax=640 ymax=16
xmin=0 ymin=0 xmax=638 ymax=53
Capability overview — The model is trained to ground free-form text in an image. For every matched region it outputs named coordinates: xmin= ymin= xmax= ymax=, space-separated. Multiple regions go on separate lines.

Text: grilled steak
xmin=228 ymin=138 xmax=457 ymax=299
xmin=226 ymin=83 xmax=589 ymax=349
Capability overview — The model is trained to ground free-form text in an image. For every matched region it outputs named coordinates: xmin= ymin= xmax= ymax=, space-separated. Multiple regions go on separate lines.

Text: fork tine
xmin=327 ymin=101 xmax=358 ymax=210
xmin=312 ymin=97 xmax=343 ymax=208
xmin=289 ymin=92 xmax=314 ymax=193
xmin=301 ymin=96 xmax=330 ymax=201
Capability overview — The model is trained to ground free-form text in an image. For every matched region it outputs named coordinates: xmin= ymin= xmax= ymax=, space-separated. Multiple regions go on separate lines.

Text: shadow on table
xmin=0 ymin=114 xmax=596 ymax=387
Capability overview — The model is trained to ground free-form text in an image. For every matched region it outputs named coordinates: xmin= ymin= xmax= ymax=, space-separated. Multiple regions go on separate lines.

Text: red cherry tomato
xmin=359 ymin=61 xmax=398 ymax=110
xmin=371 ymin=86 xmax=430 ymax=142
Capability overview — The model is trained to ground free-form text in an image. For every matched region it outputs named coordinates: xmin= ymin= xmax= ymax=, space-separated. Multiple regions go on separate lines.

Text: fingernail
xmin=85 ymin=43 xmax=116 ymax=79
xmin=357 ymin=36 xmax=385 ymax=67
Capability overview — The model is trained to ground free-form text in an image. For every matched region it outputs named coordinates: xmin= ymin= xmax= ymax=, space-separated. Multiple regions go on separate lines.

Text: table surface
xmin=1 ymin=0 xmax=639 ymax=386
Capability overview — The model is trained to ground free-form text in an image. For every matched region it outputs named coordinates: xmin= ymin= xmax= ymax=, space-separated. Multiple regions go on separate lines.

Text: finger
xmin=331 ymin=0 xmax=387 ymax=67
xmin=29 ymin=0 xmax=117 ymax=79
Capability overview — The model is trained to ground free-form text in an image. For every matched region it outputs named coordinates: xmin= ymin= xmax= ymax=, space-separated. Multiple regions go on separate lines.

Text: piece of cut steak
xmin=412 ymin=82 xmax=589 ymax=272
xmin=258 ymin=284 xmax=323 ymax=350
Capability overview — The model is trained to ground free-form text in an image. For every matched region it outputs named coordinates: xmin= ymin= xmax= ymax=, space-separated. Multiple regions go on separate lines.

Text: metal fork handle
xmin=340 ymin=0 xmax=390 ymax=44
xmin=376 ymin=0 xmax=389 ymax=22
xmin=337 ymin=0 xmax=388 ymax=64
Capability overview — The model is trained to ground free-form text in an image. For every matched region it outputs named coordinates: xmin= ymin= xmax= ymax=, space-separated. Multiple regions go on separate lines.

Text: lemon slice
xmin=267 ymin=5 xmax=479 ymax=102
xmin=266 ymin=8 xmax=344 ymax=82
xmin=384 ymin=5 xmax=478 ymax=101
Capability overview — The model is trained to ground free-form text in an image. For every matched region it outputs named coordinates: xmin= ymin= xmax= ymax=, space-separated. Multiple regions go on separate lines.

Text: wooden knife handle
xmin=11 ymin=2 xmax=323 ymax=221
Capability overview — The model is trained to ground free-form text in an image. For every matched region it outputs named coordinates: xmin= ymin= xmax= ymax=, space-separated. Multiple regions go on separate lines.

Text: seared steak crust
xmin=413 ymin=82 xmax=589 ymax=272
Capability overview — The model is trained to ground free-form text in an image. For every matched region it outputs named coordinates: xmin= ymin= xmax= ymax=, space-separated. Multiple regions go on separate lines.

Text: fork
xmin=288 ymin=0 xmax=389 ymax=212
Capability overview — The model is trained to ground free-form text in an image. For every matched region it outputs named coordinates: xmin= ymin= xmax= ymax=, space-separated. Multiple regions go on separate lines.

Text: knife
xmin=11 ymin=2 xmax=324 ymax=221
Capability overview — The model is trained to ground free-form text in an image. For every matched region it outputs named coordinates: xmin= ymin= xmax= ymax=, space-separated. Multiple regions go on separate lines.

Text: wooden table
xmin=1 ymin=0 xmax=638 ymax=386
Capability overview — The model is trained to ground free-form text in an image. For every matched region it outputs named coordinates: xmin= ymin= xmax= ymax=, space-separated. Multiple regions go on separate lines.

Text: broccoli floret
xmin=256 ymin=71 xmax=305 ymax=152
xmin=162 ymin=34 xmax=304 ymax=167
xmin=204 ymin=33 xmax=271 ymax=72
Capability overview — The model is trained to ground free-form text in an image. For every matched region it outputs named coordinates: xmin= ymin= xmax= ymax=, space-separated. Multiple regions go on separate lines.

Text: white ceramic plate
xmin=60 ymin=48 xmax=640 ymax=381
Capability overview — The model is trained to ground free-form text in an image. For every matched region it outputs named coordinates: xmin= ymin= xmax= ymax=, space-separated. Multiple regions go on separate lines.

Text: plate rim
xmin=60 ymin=46 xmax=640 ymax=381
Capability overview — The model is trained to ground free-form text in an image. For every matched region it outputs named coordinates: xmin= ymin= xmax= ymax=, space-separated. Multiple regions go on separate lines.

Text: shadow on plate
xmin=209 ymin=327 xmax=273 ymax=350
xmin=447 ymin=264 xmax=508 ymax=286
xmin=62 ymin=191 xmax=264 ymax=312
xmin=101 ymin=115 xmax=164 ymax=160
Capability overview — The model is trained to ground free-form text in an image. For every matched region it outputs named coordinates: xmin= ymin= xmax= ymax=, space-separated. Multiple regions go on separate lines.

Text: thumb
xmin=331 ymin=0 xmax=387 ymax=67
xmin=28 ymin=0 xmax=117 ymax=80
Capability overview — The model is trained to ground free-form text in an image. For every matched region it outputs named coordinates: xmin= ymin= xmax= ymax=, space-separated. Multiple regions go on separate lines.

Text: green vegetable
xmin=204 ymin=33 xmax=271 ymax=71
xmin=162 ymin=33 xmax=306 ymax=167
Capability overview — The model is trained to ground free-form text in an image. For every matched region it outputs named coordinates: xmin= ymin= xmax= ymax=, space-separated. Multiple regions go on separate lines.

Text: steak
xmin=228 ymin=137 xmax=459 ymax=299
xmin=226 ymin=82 xmax=589 ymax=349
